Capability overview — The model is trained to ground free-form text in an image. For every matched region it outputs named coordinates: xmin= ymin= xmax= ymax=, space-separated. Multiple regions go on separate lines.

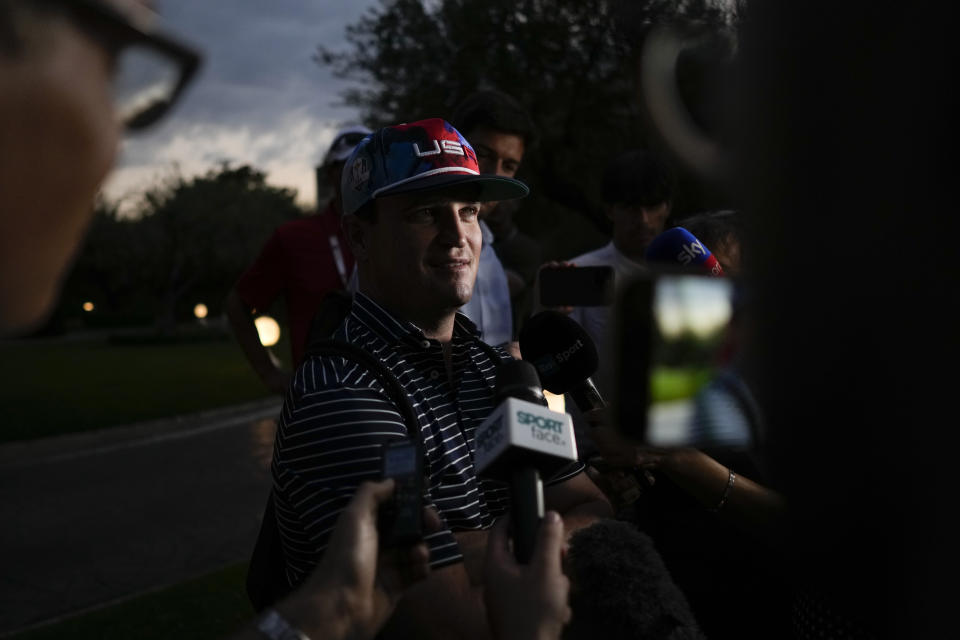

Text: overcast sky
xmin=102 ymin=0 xmax=380 ymax=214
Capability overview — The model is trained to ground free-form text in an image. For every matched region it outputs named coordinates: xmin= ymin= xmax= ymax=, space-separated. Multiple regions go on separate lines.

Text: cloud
xmin=102 ymin=112 xmax=357 ymax=215
xmin=103 ymin=0 xmax=379 ymax=215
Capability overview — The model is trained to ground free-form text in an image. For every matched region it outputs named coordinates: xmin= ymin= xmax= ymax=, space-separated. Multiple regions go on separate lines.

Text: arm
xmin=483 ymin=511 xmax=571 ymax=640
xmin=385 ymin=468 xmax=610 ymax=640
xmin=224 ymin=287 xmax=289 ymax=394
xmin=230 ymin=479 xmax=433 ymax=640
xmin=651 ymin=447 xmax=787 ymax=543
xmin=590 ymin=419 xmax=787 ymax=543
xmin=543 ymin=467 xmax=614 ymax=538
xmin=380 ymin=557 xmax=493 ymax=640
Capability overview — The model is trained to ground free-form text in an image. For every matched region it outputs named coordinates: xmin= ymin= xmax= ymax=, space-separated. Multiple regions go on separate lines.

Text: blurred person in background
xmin=451 ymin=89 xmax=539 ymax=353
xmin=566 ymin=148 xmax=675 ymax=371
xmin=537 ymin=149 xmax=675 ymax=461
xmin=224 ymin=125 xmax=369 ymax=394
xmin=0 ymin=2 xmax=572 ymax=639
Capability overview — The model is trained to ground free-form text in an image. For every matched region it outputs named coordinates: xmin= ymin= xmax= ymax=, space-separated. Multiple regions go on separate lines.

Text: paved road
xmin=0 ymin=398 xmax=282 ymax=635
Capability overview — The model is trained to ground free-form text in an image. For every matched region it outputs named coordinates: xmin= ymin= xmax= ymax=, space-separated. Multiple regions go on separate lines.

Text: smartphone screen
xmin=379 ymin=441 xmax=424 ymax=546
xmin=539 ymin=266 xmax=615 ymax=307
xmin=612 ymin=272 xmax=738 ymax=447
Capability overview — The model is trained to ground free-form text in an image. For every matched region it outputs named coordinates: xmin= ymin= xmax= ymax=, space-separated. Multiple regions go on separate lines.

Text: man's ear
xmin=341 ymin=214 xmax=369 ymax=260
xmin=604 ymin=204 xmax=616 ymax=222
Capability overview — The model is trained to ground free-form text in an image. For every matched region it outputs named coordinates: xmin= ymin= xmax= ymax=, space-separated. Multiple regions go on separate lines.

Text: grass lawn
xmin=0 ymin=334 xmax=288 ymax=444
xmin=651 ymin=366 xmax=714 ymax=403
xmin=8 ymin=563 xmax=255 ymax=640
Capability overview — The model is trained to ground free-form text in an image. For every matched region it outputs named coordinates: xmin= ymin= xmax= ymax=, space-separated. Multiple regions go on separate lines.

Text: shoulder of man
xmin=291 ymin=334 xmax=393 ymax=397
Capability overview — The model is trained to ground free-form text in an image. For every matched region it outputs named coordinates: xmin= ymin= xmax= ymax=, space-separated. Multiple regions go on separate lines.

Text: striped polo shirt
xmin=271 ymin=292 xmax=583 ymax=587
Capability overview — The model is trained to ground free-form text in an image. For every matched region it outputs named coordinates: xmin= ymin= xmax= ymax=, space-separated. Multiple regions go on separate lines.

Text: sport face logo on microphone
xmin=517 ymin=410 xmax=567 ymax=446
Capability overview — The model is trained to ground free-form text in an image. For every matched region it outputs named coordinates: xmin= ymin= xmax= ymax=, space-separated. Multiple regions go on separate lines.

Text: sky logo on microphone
xmin=676 ymin=240 xmax=707 ymax=265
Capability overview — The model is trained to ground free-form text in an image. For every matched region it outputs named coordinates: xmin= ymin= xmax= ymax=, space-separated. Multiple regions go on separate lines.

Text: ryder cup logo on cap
xmin=341 ymin=118 xmax=529 ymax=216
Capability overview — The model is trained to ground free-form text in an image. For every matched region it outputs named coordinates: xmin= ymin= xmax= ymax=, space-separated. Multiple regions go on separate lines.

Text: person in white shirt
xmin=564 ymin=149 xmax=675 ymax=458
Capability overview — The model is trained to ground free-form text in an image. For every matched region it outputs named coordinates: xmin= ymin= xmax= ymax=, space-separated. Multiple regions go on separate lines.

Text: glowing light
xmin=254 ymin=315 xmax=281 ymax=347
xmin=82 ymin=302 xmax=95 ymax=312
xmin=193 ymin=303 xmax=208 ymax=319
xmin=544 ymin=390 xmax=565 ymax=414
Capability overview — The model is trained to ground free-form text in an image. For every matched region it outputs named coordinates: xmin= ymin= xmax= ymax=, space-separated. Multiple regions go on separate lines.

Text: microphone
xmin=518 ymin=310 xmax=605 ymax=412
xmin=519 ymin=311 xmax=655 ymax=501
xmin=474 ymin=359 xmax=578 ymax=563
xmin=644 ymin=226 xmax=724 ymax=276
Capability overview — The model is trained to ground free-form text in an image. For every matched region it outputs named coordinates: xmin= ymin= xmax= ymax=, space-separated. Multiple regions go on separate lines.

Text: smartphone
xmin=611 ymin=270 xmax=744 ymax=448
xmin=379 ymin=440 xmax=424 ymax=547
xmin=539 ymin=265 xmax=615 ymax=307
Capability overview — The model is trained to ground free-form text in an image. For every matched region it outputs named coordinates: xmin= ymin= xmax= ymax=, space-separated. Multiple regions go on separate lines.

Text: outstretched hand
xmin=277 ymin=479 xmax=439 ymax=640
xmin=584 ymin=407 xmax=675 ymax=471
xmin=483 ymin=512 xmax=571 ymax=640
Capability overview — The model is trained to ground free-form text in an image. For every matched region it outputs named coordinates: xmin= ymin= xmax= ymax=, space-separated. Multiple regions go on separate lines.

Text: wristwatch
xmin=256 ymin=608 xmax=310 ymax=640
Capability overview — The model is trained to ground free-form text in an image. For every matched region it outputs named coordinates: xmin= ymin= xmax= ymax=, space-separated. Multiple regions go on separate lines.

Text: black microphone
xmin=474 ymin=359 xmax=578 ymax=563
xmin=518 ymin=310 xmax=605 ymax=412
xmin=519 ymin=310 xmax=656 ymax=499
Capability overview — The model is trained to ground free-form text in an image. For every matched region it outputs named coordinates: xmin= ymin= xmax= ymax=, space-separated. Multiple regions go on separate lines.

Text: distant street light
xmin=82 ymin=301 xmax=95 ymax=312
xmin=193 ymin=303 xmax=208 ymax=319
xmin=254 ymin=315 xmax=281 ymax=347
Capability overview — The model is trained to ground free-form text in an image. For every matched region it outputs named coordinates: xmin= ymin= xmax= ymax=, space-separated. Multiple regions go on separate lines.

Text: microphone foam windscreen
xmin=494 ymin=359 xmax=545 ymax=405
xmin=518 ymin=310 xmax=598 ymax=395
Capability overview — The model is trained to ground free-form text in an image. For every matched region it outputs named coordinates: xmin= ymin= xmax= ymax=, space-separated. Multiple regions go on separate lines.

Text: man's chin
xmin=441 ymin=283 xmax=474 ymax=310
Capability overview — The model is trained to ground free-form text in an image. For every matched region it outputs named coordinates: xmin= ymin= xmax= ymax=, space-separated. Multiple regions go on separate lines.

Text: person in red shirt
xmin=225 ymin=126 xmax=370 ymax=393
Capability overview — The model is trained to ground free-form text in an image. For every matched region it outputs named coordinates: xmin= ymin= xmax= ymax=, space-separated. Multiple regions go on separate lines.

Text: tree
xmin=57 ymin=165 xmax=304 ymax=334
xmin=317 ymin=0 xmax=736 ymax=259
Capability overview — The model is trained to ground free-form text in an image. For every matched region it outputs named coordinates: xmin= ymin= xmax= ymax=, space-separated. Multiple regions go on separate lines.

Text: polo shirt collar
xmin=350 ymin=292 xmax=481 ymax=349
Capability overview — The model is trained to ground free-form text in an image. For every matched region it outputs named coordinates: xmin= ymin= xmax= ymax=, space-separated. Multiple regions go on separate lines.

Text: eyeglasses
xmin=40 ymin=0 xmax=202 ymax=131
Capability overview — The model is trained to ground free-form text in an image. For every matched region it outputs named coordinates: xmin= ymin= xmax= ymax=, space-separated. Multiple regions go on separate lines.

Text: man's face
xmin=608 ymin=202 xmax=670 ymax=262
xmin=465 ymin=126 xmax=525 ymax=218
xmin=352 ymin=189 xmax=483 ymax=322
xmin=0 ymin=1 xmax=141 ymax=332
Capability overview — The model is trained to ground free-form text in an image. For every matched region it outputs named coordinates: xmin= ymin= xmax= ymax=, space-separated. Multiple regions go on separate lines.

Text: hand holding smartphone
xmin=379 ymin=440 xmax=425 ymax=547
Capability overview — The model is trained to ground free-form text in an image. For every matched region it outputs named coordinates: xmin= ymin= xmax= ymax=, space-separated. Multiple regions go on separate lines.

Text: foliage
xmin=55 ymin=165 xmax=303 ymax=333
xmin=317 ymin=0 xmax=737 ymax=259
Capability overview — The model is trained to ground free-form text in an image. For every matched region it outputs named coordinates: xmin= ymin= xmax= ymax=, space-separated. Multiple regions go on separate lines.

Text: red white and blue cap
xmin=340 ymin=118 xmax=529 ymax=216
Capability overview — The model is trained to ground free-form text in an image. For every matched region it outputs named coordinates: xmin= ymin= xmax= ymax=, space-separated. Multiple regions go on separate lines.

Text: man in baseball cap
xmin=269 ymin=117 xmax=612 ymax=638
xmin=224 ymin=124 xmax=371 ymax=392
